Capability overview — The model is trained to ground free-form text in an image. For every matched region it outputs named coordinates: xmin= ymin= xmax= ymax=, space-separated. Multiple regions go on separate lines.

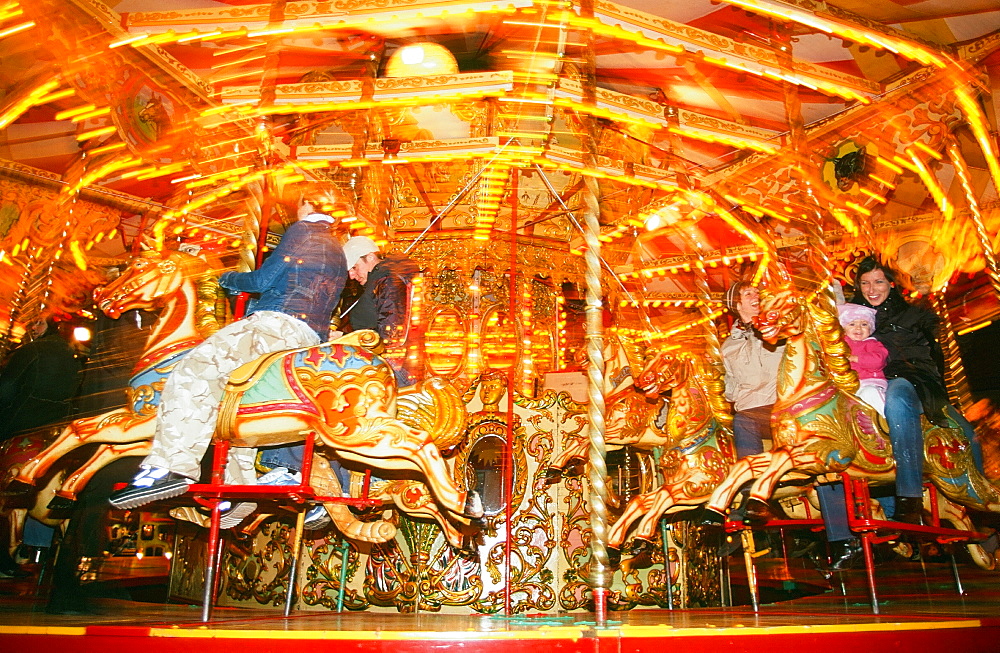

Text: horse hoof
xmin=743 ymin=498 xmax=779 ymax=526
xmin=698 ymin=507 xmax=727 ymax=529
xmin=47 ymin=495 xmax=76 ymax=511
xmin=543 ymin=468 xmax=563 ymax=485
xmin=2 ymin=480 xmax=34 ymax=496
xmin=607 ymin=546 xmax=621 ymax=568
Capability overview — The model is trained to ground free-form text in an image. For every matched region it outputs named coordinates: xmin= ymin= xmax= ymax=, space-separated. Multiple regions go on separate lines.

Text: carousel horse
xmin=171 ymin=375 xmax=475 ymax=549
xmin=12 ymin=249 xmax=227 ymax=504
xmin=607 ymin=350 xmax=735 ymax=549
xmin=12 ymin=249 xmax=479 ymax=540
xmin=545 ymin=333 xmax=669 ymax=482
xmin=701 ymin=289 xmax=998 ymax=567
xmin=0 ymin=426 xmax=73 ymax=559
xmin=213 ymin=328 xmax=479 ymax=524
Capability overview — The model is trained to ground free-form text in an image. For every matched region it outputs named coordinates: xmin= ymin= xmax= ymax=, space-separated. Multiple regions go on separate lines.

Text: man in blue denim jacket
xmin=110 ymin=186 xmax=347 ymax=527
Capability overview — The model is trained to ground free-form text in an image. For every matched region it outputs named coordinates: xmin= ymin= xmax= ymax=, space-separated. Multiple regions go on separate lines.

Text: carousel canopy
xmin=0 ymin=0 xmax=998 ymax=340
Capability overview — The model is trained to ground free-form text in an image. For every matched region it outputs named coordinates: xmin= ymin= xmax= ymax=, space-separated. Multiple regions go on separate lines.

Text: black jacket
xmin=850 ymin=289 xmax=949 ymax=425
xmin=0 ymin=332 xmax=82 ymax=442
xmin=349 ymin=254 xmax=419 ymax=347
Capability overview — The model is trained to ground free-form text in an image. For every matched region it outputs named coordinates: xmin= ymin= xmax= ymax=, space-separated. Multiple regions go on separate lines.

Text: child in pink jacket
xmin=839 ymin=303 xmax=889 ymax=416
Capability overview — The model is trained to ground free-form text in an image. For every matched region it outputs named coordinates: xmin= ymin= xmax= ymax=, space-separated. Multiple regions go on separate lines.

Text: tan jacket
xmin=722 ymin=323 xmax=784 ymax=412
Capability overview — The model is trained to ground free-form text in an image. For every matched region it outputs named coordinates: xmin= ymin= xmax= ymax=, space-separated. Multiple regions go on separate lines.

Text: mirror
xmin=468 ymin=434 xmax=507 ymax=516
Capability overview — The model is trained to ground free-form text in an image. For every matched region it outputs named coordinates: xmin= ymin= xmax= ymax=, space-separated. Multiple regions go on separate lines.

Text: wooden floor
xmin=1 ymin=561 xmax=999 ymax=653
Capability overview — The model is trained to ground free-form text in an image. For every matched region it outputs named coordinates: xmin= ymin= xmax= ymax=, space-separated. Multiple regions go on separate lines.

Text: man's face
xmin=859 ymin=269 xmax=892 ymax=307
xmin=736 ymin=286 xmax=760 ymax=321
xmin=349 ymin=254 xmax=377 ymax=285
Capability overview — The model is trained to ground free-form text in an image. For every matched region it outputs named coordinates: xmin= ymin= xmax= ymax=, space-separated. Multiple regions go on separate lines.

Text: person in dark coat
xmin=0 ymin=318 xmax=82 ymax=443
xmin=341 ymin=235 xmax=420 ymax=387
xmin=851 ymin=256 xmax=982 ymax=524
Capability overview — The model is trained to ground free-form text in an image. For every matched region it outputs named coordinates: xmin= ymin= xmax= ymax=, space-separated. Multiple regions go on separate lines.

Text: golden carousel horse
xmin=701 ymin=288 xmax=997 ymax=568
xmin=607 ymin=350 xmax=735 ymax=549
xmin=10 ymin=249 xmax=479 ymax=544
xmin=545 ymin=333 xmax=669 ymax=482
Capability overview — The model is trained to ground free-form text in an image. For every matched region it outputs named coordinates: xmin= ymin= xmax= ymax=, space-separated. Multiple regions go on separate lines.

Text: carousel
xmin=1 ymin=0 xmax=1000 ymax=651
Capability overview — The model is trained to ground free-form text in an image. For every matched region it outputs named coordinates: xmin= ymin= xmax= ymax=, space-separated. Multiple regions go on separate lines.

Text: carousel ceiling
xmin=0 ymin=0 xmax=998 ymax=337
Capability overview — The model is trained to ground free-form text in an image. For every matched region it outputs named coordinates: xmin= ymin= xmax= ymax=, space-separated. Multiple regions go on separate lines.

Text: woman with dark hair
xmin=852 ymin=256 xmax=982 ymax=524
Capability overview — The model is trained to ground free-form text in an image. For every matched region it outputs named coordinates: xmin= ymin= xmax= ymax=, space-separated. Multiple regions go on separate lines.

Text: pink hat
xmin=838 ymin=303 xmax=876 ymax=332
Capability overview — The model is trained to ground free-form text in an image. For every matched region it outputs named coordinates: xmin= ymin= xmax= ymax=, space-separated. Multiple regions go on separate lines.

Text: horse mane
xmin=192 ymin=271 xmax=230 ymax=339
xmin=165 ymin=249 xmax=230 ymax=340
xmin=804 ymin=294 xmax=860 ymax=395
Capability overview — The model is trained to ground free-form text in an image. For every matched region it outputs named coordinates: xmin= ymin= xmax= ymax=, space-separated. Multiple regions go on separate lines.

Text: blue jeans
xmin=885 ymin=378 xmax=985 ymax=497
xmin=946 ymin=404 xmax=984 ymax=474
xmin=733 ymin=405 xmax=771 ymax=459
xmin=885 ymin=378 xmax=925 ymax=498
xmin=816 ymin=483 xmax=851 ymax=542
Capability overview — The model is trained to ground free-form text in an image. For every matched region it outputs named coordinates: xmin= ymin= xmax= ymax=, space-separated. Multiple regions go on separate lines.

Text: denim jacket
xmin=219 ymin=216 xmax=347 ymax=339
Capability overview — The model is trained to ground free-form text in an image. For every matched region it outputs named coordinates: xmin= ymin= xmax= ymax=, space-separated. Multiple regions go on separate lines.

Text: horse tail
xmin=396 ymin=377 xmax=468 ymax=451
xmin=692 ymin=353 xmax=734 ymax=433
xmin=324 ymin=503 xmax=397 ymax=543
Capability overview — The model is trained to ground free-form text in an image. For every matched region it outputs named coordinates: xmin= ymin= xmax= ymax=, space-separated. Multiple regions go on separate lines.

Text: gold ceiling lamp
xmin=384 ymin=43 xmax=459 ymax=77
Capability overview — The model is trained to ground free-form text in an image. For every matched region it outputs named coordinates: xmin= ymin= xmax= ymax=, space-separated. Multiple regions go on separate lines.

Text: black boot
xmin=828 ymin=539 xmax=862 ymax=571
xmin=894 ymin=496 xmax=923 ymax=525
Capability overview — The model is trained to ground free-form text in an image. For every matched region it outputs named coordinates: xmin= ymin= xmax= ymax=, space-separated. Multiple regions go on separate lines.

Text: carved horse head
xmin=97 ymin=250 xmax=210 ymax=318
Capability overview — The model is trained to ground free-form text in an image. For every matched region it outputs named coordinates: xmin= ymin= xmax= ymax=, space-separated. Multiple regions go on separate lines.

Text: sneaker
xmin=303 ymin=505 xmax=331 ymax=530
xmin=109 ymin=467 xmax=192 ymax=509
xmin=257 ymin=467 xmax=301 ymax=485
xmin=218 ymin=500 xmax=258 ymax=529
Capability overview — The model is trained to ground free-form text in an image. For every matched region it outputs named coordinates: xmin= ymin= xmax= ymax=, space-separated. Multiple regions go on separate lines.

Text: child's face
xmin=844 ymin=319 xmax=871 ymax=341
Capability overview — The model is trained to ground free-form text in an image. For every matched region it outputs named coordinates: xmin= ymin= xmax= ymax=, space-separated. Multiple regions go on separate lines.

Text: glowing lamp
xmin=385 ymin=43 xmax=459 ymax=78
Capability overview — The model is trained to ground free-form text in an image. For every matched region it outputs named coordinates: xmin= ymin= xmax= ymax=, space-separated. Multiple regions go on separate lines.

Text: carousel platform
xmin=1 ymin=562 xmax=999 ymax=653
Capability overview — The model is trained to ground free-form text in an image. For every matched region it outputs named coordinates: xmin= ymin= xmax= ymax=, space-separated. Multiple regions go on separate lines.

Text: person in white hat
xmin=341 ymin=236 xmax=420 ymax=386
xmin=256 ymin=235 xmax=422 ymax=499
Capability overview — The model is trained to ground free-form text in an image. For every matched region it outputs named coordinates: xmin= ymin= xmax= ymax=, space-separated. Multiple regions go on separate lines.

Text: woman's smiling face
xmin=859 ymin=268 xmax=893 ymax=307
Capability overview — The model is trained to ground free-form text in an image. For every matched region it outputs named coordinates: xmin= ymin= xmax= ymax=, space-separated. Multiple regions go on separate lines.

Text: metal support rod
xmin=336 ymin=539 xmax=350 ymax=612
xmin=577 ymin=0 xmax=610 ymax=623
xmin=861 ymin=532 xmax=880 ymax=614
xmin=659 ymin=520 xmax=674 ymax=610
xmin=201 ymin=499 xmax=223 ymax=622
xmin=950 ymin=548 xmax=965 ymax=596
xmin=283 ymin=508 xmax=306 ymax=617
xmin=740 ymin=529 xmax=759 ymax=612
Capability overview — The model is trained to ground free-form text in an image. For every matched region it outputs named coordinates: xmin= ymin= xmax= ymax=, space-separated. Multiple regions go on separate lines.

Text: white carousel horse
xmin=545 ymin=333 xmax=669 ymax=482
xmin=13 ymin=250 xmax=227 ymax=503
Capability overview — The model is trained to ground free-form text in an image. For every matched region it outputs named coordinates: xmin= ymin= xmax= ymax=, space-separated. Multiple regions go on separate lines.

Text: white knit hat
xmin=343 ymin=236 xmax=380 ymax=270
xmin=838 ymin=303 xmax=876 ymax=332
